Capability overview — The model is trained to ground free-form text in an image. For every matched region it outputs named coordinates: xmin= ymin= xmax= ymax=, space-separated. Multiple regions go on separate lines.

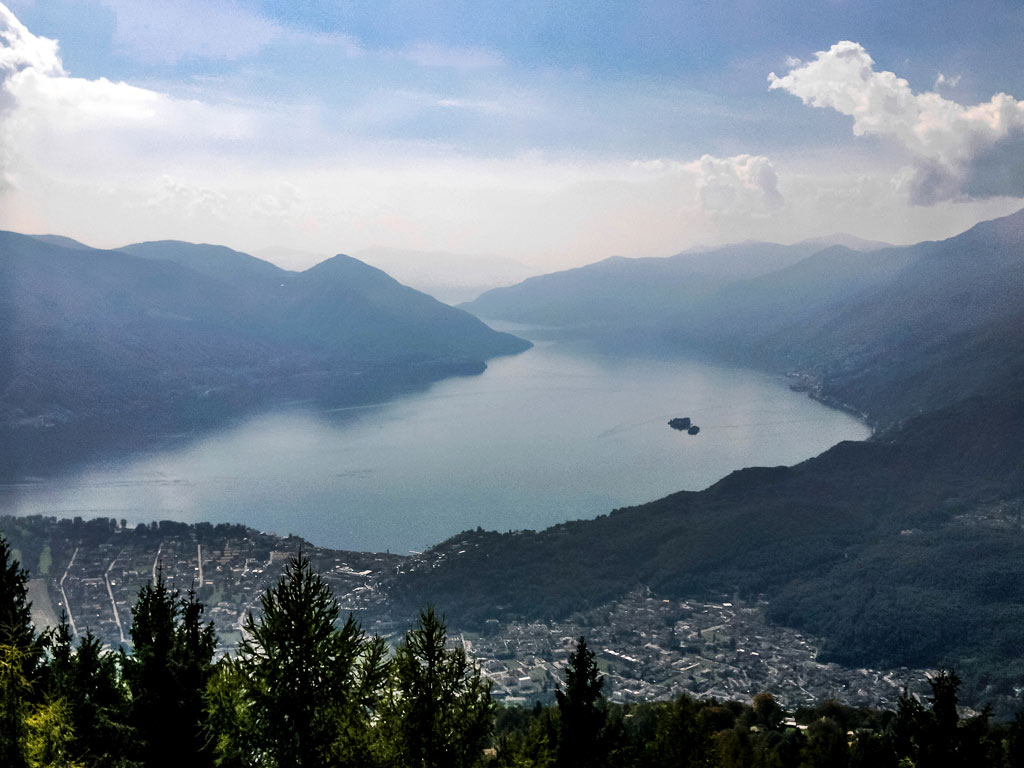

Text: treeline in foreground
xmin=2 ymin=536 xmax=1024 ymax=768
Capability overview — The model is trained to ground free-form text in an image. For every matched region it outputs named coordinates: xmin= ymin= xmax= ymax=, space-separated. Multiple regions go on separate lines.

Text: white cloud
xmin=0 ymin=2 xmax=60 ymax=188
xmin=689 ymin=154 xmax=784 ymax=217
xmin=934 ymin=72 xmax=961 ymax=90
xmin=93 ymin=1 xmax=363 ymax=65
xmin=434 ymin=96 xmax=506 ymax=114
xmin=98 ymin=0 xmax=283 ymax=64
xmin=0 ymin=1 xmax=257 ymax=195
xmin=0 ymin=3 xmax=60 ymax=75
xmin=253 ymin=181 xmax=305 ymax=220
xmin=768 ymin=41 xmax=1024 ymax=204
xmin=146 ymin=175 xmax=228 ymax=220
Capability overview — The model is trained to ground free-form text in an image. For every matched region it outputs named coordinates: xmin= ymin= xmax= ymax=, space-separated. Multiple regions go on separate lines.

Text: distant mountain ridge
xmin=460 ymin=238 xmax=886 ymax=330
xmin=464 ymin=210 xmax=1024 ymax=429
xmin=390 ymin=208 xmax=1024 ymax=709
xmin=253 ymin=245 xmax=539 ymax=304
xmin=0 ymin=232 xmax=529 ymax=476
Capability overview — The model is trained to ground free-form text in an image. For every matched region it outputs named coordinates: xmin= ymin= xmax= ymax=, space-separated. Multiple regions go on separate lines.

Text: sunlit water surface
xmin=1 ymin=341 xmax=869 ymax=553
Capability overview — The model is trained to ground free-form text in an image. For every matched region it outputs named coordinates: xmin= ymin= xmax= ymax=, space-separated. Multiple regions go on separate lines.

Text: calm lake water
xmin=1 ymin=341 xmax=869 ymax=553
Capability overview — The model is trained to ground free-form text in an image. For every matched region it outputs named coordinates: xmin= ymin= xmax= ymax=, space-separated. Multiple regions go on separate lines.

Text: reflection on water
xmin=0 ymin=342 xmax=869 ymax=553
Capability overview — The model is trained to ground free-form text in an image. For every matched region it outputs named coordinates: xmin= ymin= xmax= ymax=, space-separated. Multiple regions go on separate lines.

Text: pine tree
xmin=23 ymin=697 xmax=81 ymax=768
xmin=555 ymin=636 xmax=606 ymax=768
xmin=53 ymin=628 xmax=132 ymax=767
xmin=225 ymin=551 xmax=390 ymax=768
xmin=389 ymin=606 xmax=494 ymax=768
xmin=0 ymin=535 xmax=45 ymax=768
xmin=123 ymin=569 xmax=216 ymax=768
xmin=0 ymin=536 xmax=36 ymax=652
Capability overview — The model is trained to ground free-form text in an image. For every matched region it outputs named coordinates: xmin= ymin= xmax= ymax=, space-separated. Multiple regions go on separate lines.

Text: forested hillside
xmin=392 ymin=210 xmax=1024 ymax=709
xmin=3 ymin=533 xmax=1024 ymax=768
xmin=0 ymin=233 xmax=529 ymax=477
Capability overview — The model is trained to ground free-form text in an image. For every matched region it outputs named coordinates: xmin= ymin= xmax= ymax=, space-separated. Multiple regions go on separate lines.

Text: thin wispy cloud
xmin=2 ymin=2 xmax=1023 ymax=265
xmin=99 ymin=0 xmax=285 ymax=63
xmin=401 ymin=42 xmax=504 ymax=70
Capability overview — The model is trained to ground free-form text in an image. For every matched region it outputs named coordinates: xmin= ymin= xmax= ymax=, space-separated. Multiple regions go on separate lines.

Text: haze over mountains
xmin=4 ymin=208 xmax=1024 ymax=708
xmin=0 ymin=232 xmax=528 ymax=475
xmin=255 ymin=245 xmax=538 ymax=305
xmin=461 ymin=234 xmax=889 ymax=334
xmin=394 ymin=208 xmax=1024 ymax=707
xmin=464 ymin=212 xmax=1024 ymax=428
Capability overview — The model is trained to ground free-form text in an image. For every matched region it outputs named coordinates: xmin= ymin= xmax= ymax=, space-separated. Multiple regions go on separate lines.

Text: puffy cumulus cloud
xmin=689 ymin=154 xmax=784 ymax=217
xmin=0 ymin=2 xmax=255 ymax=199
xmin=0 ymin=4 xmax=62 ymax=76
xmin=146 ymin=175 xmax=229 ymax=220
xmin=253 ymin=182 xmax=306 ymax=220
xmin=768 ymin=41 xmax=1024 ymax=205
xmin=0 ymin=3 xmax=62 ymax=189
xmin=627 ymin=154 xmax=784 ymax=219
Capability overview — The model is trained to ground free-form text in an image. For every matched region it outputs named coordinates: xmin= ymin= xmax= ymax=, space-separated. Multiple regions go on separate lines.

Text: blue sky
xmin=2 ymin=0 xmax=1024 ymax=268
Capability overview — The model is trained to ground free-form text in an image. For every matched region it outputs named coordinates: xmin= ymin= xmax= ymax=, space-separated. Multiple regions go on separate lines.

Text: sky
xmin=2 ymin=1 xmax=1024 ymax=271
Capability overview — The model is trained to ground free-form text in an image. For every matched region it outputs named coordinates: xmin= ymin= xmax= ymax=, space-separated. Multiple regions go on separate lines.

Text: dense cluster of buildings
xmin=461 ymin=589 xmax=931 ymax=710
xmin=10 ymin=516 xmax=929 ymax=710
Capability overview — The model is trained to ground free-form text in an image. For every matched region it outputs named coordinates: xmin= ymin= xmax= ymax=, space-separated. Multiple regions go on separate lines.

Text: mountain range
xmin=393 ymin=209 xmax=1024 ymax=708
xmin=0 ymin=233 xmax=529 ymax=476
xmin=460 ymin=235 xmax=887 ymax=335
xmin=5 ymin=208 xmax=1024 ymax=709
xmin=253 ymin=245 xmax=538 ymax=304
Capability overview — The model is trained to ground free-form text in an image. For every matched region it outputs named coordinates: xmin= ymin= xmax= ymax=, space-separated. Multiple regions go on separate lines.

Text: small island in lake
xmin=668 ymin=417 xmax=700 ymax=435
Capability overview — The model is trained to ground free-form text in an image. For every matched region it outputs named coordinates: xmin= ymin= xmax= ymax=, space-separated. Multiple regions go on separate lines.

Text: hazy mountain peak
xmin=794 ymin=233 xmax=891 ymax=252
xmin=957 ymin=205 xmax=1024 ymax=242
xmin=117 ymin=240 xmax=286 ymax=286
xmin=352 ymin=247 xmax=538 ymax=305
xmin=303 ymin=252 xmax=401 ymax=284
xmin=28 ymin=234 xmax=95 ymax=250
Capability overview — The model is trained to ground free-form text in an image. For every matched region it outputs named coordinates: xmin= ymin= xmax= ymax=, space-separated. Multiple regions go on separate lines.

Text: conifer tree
xmin=49 ymin=625 xmax=133 ymax=768
xmin=23 ymin=697 xmax=81 ymax=768
xmin=123 ymin=569 xmax=216 ymax=768
xmin=0 ymin=535 xmax=45 ymax=768
xmin=224 ymin=551 xmax=390 ymax=768
xmin=555 ymin=636 xmax=606 ymax=768
xmin=388 ymin=606 xmax=494 ymax=768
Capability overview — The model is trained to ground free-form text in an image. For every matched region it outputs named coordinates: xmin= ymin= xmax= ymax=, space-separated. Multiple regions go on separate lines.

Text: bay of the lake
xmin=1 ymin=341 xmax=870 ymax=553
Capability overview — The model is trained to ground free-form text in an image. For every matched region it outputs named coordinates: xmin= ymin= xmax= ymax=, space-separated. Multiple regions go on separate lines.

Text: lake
xmin=0 ymin=341 xmax=870 ymax=553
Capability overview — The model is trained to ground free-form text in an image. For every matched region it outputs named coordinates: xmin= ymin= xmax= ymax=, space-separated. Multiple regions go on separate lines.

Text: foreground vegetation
xmin=2 ymin=535 xmax=1024 ymax=768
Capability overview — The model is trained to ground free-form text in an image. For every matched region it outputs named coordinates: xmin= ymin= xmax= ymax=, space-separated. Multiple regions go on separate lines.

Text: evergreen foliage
xmin=49 ymin=622 xmax=132 ymax=767
xmin=220 ymin=551 xmax=391 ymax=767
xmin=3 ymin=532 xmax=1024 ymax=767
xmin=123 ymin=570 xmax=216 ymax=768
xmin=555 ymin=636 xmax=607 ymax=768
xmin=0 ymin=535 xmax=44 ymax=768
xmin=387 ymin=606 xmax=494 ymax=768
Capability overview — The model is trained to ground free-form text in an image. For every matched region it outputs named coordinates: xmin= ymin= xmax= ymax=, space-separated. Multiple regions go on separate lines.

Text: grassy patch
xmin=38 ymin=545 xmax=52 ymax=577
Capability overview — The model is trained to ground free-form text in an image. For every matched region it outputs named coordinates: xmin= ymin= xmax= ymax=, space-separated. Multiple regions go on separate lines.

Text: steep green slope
xmin=389 ymin=210 xmax=1024 ymax=704
xmin=389 ymin=382 xmax=1024 ymax=695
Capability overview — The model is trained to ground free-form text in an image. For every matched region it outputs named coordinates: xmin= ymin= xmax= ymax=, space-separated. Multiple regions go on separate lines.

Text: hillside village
xmin=3 ymin=515 xmax=930 ymax=711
